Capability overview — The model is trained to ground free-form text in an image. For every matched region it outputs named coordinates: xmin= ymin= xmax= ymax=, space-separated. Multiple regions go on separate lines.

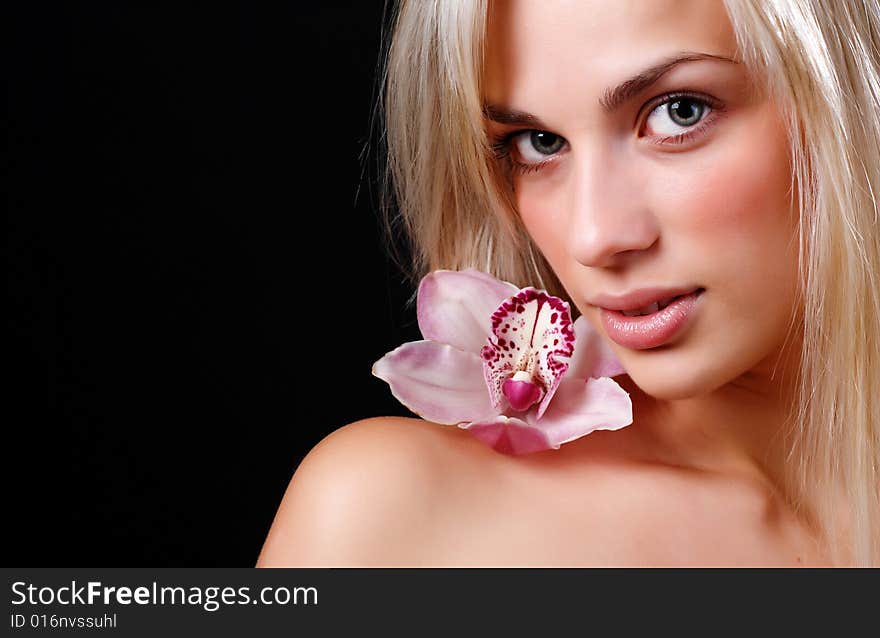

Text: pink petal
xmin=523 ymin=376 xmax=632 ymax=448
xmin=417 ymin=269 xmax=520 ymax=354
xmin=459 ymin=415 xmax=555 ymax=455
xmin=567 ymin=315 xmax=626 ymax=379
xmin=372 ymin=341 xmax=497 ymax=425
xmin=480 ymin=288 xmax=575 ymax=418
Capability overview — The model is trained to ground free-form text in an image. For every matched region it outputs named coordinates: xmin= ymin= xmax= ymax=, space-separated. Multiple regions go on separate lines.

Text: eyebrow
xmin=483 ymin=51 xmax=739 ymax=127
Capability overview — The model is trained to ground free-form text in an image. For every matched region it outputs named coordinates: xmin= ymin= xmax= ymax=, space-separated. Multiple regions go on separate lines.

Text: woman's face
xmin=484 ymin=0 xmax=801 ymax=399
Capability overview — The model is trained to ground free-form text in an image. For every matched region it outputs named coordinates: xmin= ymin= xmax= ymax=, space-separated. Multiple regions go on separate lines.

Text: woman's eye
xmin=645 ymin=96 xmax=711 ymax=137
xmin=496 ymin=94 xmax=715 ymax=171
xmin=512 ymin=130 xmax=566 ymax=164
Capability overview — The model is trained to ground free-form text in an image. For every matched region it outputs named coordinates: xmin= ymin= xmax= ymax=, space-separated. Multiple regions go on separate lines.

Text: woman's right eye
xmin=511 ymin=130 xmax=567 ymax=165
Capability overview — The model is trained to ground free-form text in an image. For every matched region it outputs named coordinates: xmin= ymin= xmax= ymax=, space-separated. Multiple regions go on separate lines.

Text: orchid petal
xmin=417 ymin=269 xmax=520 ymax=354
xmin=567 ymin=315 xmax=626 ymax=379
xmin=372 ymin=340 xmax=497 ymax=425
xmin=459 ymin=415 xmax=555 ymax=455
xmin=480 ymin=288 xmax=575 ymax=419
xmin=523 ymin=376 xmax=633 ymax=448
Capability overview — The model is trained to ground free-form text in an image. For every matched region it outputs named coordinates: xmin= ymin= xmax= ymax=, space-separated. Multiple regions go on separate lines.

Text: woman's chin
xmin=620 ymin=364 xmax=728 ymax=401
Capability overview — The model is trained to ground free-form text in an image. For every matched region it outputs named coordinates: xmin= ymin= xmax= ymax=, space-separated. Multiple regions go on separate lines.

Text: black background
xmin=7 ymin=2 xmax=420 ymax=565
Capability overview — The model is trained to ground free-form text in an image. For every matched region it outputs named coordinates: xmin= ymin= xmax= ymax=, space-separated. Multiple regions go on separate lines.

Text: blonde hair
xmin=379 ymin=0 xmax=880 ymax=566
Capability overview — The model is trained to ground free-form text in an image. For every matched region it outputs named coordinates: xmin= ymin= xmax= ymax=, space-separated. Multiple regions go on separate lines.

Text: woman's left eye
xmin=643 ymin=95 xmax=713 ymax=139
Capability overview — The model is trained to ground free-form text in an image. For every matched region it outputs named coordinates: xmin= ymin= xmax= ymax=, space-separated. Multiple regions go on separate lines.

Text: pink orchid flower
xmin=372 ymin=269 xmax=633 ymax=455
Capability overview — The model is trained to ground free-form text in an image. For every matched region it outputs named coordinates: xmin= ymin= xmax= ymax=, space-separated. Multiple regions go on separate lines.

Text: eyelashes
xmin=490 ymin=91 xmax=726 ymax=176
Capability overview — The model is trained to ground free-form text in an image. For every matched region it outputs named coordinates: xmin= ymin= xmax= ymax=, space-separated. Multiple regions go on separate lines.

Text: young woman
xmin=258 ymin=0 xmax=880 ymax=567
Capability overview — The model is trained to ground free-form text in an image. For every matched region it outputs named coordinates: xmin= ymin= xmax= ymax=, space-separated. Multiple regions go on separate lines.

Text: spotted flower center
xmin=480 ymin=288 xmax=575 ymax=419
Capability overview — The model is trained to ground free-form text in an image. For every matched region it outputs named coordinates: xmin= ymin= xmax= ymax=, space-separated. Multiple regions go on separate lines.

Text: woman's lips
xmin=599 ymin=288 xmax=704 ymax=349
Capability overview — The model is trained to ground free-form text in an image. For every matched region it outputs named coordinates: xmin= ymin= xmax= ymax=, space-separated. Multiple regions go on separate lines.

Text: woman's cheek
xmin=658 ymin=104 xmax=792 ymax=235
xmin=516 ymin=178 xmax=570 ymax=268
xmin=654 ymin=106 xmax=797 ymax=319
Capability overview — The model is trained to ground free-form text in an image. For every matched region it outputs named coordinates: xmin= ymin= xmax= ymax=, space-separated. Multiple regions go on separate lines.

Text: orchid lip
xmin=502 ymin=374 xmax=543 ymax=412
xmin=480 ymin=287 xmax=576 ymax=420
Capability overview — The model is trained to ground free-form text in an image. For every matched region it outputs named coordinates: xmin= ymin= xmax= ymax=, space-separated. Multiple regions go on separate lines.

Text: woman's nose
xmin=564 ymin=150 xmax=660 ymax=268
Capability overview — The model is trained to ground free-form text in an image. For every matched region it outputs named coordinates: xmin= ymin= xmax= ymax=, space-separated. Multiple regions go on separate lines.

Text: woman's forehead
xmin=484 ymin=0 xmax=738 ymax=103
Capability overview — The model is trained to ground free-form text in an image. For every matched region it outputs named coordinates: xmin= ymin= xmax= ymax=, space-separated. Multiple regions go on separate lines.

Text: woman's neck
xmin=619 ymin=338 xmax=802 ymax=504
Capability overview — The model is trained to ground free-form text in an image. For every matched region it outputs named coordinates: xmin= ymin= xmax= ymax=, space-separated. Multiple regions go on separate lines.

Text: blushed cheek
xmin=516 ymin=180 xmax=572 ymax=276
xmin=657 ymin=106 xmax=797 ymax=298
xmin=664 ymin=113 xmax=800 ymax=369
xmin=664 ymin=110 xmax=791 ymax=235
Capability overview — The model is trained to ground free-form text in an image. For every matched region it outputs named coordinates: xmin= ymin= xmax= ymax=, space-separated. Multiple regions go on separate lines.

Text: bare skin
xmin=257 ymin=0 xmax=844 ymax=566
xmin=257 ymin=408 xmax=830 ymax=567
xmin=258 ymin=369 xmax=831 ymax=566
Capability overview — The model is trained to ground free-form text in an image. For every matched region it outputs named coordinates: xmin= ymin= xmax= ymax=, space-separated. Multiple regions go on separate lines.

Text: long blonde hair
xmin=379 ymin=0 xmax=880 ymax=566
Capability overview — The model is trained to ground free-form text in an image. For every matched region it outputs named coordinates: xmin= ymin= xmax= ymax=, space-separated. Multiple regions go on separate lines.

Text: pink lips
xmin=599 ymin=289 xmax=704 ymax=349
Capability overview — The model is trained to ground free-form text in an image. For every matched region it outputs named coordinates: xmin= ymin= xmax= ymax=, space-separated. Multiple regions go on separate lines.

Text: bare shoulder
xmin=254 ymin=416 xmax=665 ymax=566
xmin=255 ymin=416 xmax=477 ymax=567
xmin=255 ymin=414 xmax=790 ymax=566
